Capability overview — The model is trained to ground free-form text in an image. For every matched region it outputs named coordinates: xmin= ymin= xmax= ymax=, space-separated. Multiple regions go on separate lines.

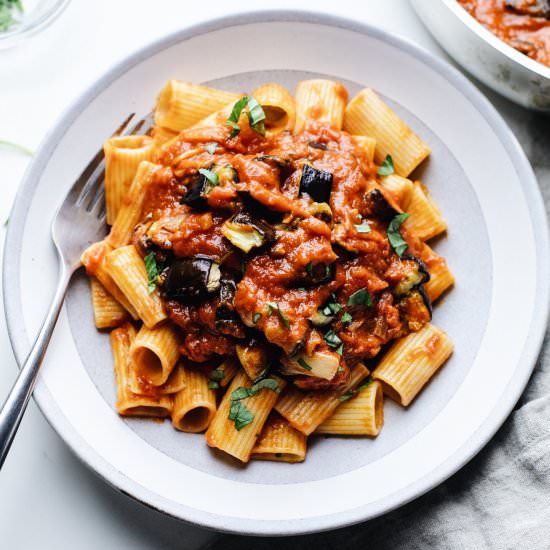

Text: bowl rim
xmin=439 ymin=0 xmax=550 ymax=80
xmin=3 ymin=8 xmax=550 ymax=536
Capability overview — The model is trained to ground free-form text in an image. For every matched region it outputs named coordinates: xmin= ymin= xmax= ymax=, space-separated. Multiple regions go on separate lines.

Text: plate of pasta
xmin=4 ymin=11 xmax=549 ymax=535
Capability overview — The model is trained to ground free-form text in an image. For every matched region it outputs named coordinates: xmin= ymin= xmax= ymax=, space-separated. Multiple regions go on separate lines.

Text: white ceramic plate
xmin=3 ymin=11 xmax=549 ymax=536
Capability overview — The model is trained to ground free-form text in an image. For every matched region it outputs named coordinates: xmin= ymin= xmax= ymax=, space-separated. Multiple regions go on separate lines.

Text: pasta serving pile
xmin=82 ymin=79 xmax=455 ymax=464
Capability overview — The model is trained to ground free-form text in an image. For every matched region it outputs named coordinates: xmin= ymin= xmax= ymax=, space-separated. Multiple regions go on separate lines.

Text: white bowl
xmin=411 ymin=0 xmax=550 ymax=110
xmin=3 ymin=10 xmax=549 ymax=535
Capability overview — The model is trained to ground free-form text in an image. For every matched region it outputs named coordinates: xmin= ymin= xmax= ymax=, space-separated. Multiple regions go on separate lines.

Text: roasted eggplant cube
xmin=309 ymin=308 xmax=334 ymax=327
xmin=163 ymin=256 xmax=221 ymax=301
xmin=181 ymin=172 xmax=214 ymax=211
xmin=221 ymin=212 xmax=275 ymax=253
xmin=299 ymin=164 xmax=333 ymax=204
xmin=309 ymin=202 xmax=333 ymax=225
xmin=398 ymin=288 xmax=432 ymax=328
xmin=393 ymin=256 xmax=430 ymax=296
xmin=237 ymin=190 xmax=283 ymax=223
xmin=213 ymin=164 xmax=239 ymax=184
xmin=364 ymin=188 xmax=400 ymax=221
xmin=505 ymin=0 xmax=550 ymax=18
xmin=299 ymin=262 xmax=336 ymax=287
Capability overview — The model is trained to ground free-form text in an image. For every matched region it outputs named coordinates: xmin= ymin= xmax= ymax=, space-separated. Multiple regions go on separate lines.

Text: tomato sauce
xmin=458 ymin=0 xmax=550 ymax=67
xmin=137 ymin=114 xmax=431 ymax=385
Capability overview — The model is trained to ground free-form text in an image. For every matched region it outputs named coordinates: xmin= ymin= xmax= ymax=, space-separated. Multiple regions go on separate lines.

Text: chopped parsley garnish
xmin=210 ymin=368 xmax=224 ymax=382
xmin=297 ymin=287 xmax=307 ymax=292
xmin=228 ymin=378 xmax=280 ymax=431
xmin=341 ymin=312 xmax=353 ymax=324
xmin=324 ymin=330 xmax=342 ymax=349
xmin=338 ymin=378 xmax=373 ymax=401
xmin=297 ymin=357 xmax=312 ymax=371
xmin=267 ymin=302 xmax=290 ymax=329
xmin=336 ymin=343 xmax=344 ymax=356
xmin=0 ymin=0 xmax=23 ymax=32
xmin=377 ymin=154 xmax=395 ymax=176
xmin=208 ymin=381 xmax=220 ymax=390
xmin=205 ymin=142 xmax=218 ymax=154
xmin=354 ymin=222 xmax=371 ymax=233
xmin=225 ymin=96 xmax=266 ymax=138
xmin=387 ymin=212 xmax=410 ymax=257
xmin=240 ymin=259 xmax=247 ymax=275
xmin=198 ymin=167 xmax=219 ymax=187
xmin=144 ymin=252 xmax=160 ymax=294
xmin=305 ymin=262 xmax=313 ymax=275
xmin=347 ymin=288 xmax=372 ymax=307
xmin=253 ymin=312 xmax=262 ymax=324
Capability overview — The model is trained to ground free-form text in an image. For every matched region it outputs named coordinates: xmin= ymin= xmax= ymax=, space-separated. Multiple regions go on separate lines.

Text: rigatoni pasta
xmin=104 ymin=135 xmax=154 ymax=224
xmin=89 ymin=277 xmax=129 ymax=329
xmin=155 ymin=80 xmax=240 ymax=131
xmin=373 ymin=324 xmax=454 ymax=406
xmin=205 ymin=372 xmax=286 ymax=462
xmin=315 ymin=380 xmax=384 ymax=436
xmin=111 ymin=323 xmax=172 ymax=418
xmin=294 ymin=79 xmax=348 ymax=132
xmin=104 ymin=245 xmax=166 ymax=328
xmin=172 ymin=368 xmax=216 ymax=432
xmin=82 ymin=79 xmax=453 ymax=464
xmin=251 ymin=414 xmax=307 ymax=463
xmin=344 ymin=88 xmax=430 ymax=177
xmin=130 ymin=323 xmax=180 ymax=386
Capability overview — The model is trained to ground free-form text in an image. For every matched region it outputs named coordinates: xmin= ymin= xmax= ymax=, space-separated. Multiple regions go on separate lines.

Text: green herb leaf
xmin=225 ymin=96 xmax=266 ymax=138
xmin=225 ymin=119 xmax=240 ymax=138
xmin=324 ymin=330 xmax=342 ymax=349
xmin=144 ymin=252 xmax=160 ymax=294
xmin=246 ymin=96 xmax=266 ymax=136
xmin=227 ymin=96 xmax=249 ymax=124
xmin=297 ymin=357 xmax=312 ymax=371
xmin=387 ymin=212 xmax=410 ymax=257
xmin=0 ymin=139 xmax=32 ymax=155
xmin=266 ymin=302 xmax=290 ymax=328
xmin=205 ymin=142 xmax=218 ymax=154
xmin=207 ymin=381 xmax=219 ymax=390
xmin=198 ymin=167 xmax=219 ymax=187
xmin=347 ymin=288 xmax=372 ymax=307
xmin=305 ymin=262 xmax=313 ymax=275
xmin=377 ymin=154 xmax=394 ymax=176
xmin=338 ymin=390 xmax=354 ymax=402
xmin=341 ymin=312 xmax=353 ymax=324
xmin=228 ymin=378 xmax=280 ymax=430
xmin=240 ymin=259 xmax=247 ymax=275
xmin=354 ymin=223 xmax=371 ymax=233
xmin=356 ymin=378 xmax=374 ymax=392
xmin=297 ymin=287 xmax=306 ymax=292
xmin=336 ymin=343 xmax=344 ymax=356
xmin=250 ymin=378 xmax=280 ymax=394
xmin=0 ymin=0 xmax=23 ymax=32
xmin=231 ymin=387 xmax=251 ymax=401
xmin=339 ymin=377 xmax=373 ymax=401
xmin=209 ymin=368 xmax=224 ymax=382
xmin=253 ymin=312 xmax=262 ymax=324
xmin=229 ymin=401 xmax=254 ymax=430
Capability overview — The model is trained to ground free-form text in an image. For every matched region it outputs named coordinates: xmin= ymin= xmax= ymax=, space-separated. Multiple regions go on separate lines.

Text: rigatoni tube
xmin=372 ymin=323 xmax=454 ymax=406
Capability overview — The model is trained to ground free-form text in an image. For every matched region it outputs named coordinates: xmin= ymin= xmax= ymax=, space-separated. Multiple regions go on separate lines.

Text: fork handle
xmin=0 ymin=266 xmax=72 ymax=469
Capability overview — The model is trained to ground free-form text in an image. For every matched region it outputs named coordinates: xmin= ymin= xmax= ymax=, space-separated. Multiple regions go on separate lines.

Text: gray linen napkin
xmin=206 ymin=93 xmax=550 ymax=550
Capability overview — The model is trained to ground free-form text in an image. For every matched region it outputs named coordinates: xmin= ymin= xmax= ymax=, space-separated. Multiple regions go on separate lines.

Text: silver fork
xmin=0 ymin=112 xmax=154 ymax=469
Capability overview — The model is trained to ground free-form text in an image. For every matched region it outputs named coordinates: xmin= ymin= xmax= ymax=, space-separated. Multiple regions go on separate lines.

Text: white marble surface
xmin=1 ymin=1 xmax=548 ymax=548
